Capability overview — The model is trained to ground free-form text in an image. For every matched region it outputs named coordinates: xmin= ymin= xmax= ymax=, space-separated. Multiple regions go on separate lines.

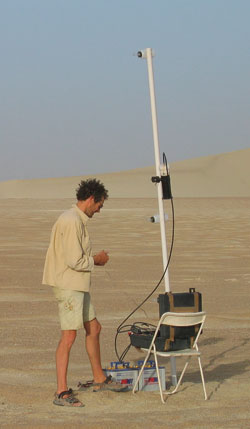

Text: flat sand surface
xmin=0 ymin=196 xmax=250 ymax=428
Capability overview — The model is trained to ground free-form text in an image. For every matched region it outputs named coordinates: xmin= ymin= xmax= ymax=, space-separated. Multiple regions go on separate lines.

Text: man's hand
xmin=93 ymin=250 xmax=109 ymax=266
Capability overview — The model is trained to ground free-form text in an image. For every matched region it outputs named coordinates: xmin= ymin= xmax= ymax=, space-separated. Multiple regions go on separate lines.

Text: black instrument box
xmin=129 ymin=289 xmax=202 ymax=352
xmin=158 ymin=288 xmax=202 ymax=338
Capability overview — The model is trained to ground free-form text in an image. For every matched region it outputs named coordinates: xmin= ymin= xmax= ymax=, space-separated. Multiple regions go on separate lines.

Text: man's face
xmin=85 ymin=197 xmax=104 ymax=218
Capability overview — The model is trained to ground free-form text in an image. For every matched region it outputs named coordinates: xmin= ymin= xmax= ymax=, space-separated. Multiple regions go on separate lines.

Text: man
xmin=43 ymin=178 xmax=127 ymax=407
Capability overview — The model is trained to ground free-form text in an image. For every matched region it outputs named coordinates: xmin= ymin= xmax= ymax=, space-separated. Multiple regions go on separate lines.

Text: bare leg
xmin=84 ymin=318 xmax=106 ymax=383
xmin=54 ymin=330 xmax=84 ymax=407
xmin=56 ymin=329 xmax=76 ymax=394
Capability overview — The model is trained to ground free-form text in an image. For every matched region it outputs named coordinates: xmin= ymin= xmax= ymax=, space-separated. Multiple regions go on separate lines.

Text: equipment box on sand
xmin=104 ymin=361 xmax=165 ymax=391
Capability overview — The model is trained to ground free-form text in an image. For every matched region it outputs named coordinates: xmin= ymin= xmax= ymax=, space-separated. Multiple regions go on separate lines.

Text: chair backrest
xmin=156 ymin=311 xmax=206 ymax=349
xmin=160 ymin=311 xmax=206 ymax=328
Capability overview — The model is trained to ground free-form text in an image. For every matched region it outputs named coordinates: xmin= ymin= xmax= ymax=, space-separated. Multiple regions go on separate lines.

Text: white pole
xmin=142 ymin=47 xmax=170 ymax=291
xmin=137 ymin=48 xmax=177 ymax=386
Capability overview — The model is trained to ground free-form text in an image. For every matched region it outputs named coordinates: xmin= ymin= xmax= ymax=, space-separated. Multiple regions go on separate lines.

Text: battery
xmin=136 ymin=360 xmax=166 ymax=392
xmin=104 ymin=362 xmax=139 ymax=391
xmin=138 ymin=366 xmax=166 ymax=391
xmin=104 ymin=361 xmax=166 ymax=392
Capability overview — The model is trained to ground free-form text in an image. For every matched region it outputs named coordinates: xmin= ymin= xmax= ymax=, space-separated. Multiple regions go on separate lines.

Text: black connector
xmin=151 ymin=175 xmax=172 ymax=200
xmin=151 ymin=176 xmax=161 ymax=183
xmin=161 ymin=175 xmax=172 ymax=200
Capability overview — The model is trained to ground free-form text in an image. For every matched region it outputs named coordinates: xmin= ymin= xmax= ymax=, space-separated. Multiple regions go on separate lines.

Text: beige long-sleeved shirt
xmin=42 ymin=204 xmax=94 ymax=292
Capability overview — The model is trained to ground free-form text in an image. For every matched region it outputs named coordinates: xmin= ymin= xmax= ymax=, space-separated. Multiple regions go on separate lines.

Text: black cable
xmin=163 ymin=152 xmax=169 ymax=174
xmin=114 ymin=155 xmax=175 ymax=361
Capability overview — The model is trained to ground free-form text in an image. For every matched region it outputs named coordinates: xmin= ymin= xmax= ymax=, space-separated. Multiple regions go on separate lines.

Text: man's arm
xmin=61 ymin=218 xmax=94 ymax=272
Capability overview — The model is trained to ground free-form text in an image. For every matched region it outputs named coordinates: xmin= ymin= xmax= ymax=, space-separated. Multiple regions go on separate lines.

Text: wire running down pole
xmin=137 ymin=48 xmax=177 ymax=386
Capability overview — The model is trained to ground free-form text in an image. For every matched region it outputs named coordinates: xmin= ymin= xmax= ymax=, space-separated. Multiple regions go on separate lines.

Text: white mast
xmin=137 ymin=48 xmax=177 ymax=385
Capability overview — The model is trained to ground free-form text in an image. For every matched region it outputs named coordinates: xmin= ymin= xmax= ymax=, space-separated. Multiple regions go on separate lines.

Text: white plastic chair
xmin=132 ymin=311 xmax=207 ymax=403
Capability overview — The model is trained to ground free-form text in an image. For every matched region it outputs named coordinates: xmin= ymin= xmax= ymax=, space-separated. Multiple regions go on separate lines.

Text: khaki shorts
xmin=52 ymin=287 xmax=96 ymax=330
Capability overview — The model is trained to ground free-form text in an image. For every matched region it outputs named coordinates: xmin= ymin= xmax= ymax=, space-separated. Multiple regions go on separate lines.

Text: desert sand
xmin=0 ymin=149 xmax=250 ymax=428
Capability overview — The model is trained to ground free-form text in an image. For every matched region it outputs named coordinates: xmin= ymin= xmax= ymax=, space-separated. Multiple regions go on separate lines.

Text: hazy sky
xmin=0 ymin=0 xmax=249 ymax=181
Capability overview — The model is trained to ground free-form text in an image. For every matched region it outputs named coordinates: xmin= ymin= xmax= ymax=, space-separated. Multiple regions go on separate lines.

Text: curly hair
xmin=76 ymin=178 xmax=108 ymax=202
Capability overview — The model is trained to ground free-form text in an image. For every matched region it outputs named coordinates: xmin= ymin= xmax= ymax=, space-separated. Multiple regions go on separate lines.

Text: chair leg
xmin=166 ymin=357 xmax=190 ymax=396
xmin=132 ymin=348 xmax=152 ymax=394
xmin=198 ymin=356 xmax=207 ymax=400
xmin=153 ymin=347 xmax=166 ymax=403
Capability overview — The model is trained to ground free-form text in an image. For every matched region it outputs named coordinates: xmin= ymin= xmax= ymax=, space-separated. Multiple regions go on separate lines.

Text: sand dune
xmin=0 ymin=148 xmax=249 ymax=198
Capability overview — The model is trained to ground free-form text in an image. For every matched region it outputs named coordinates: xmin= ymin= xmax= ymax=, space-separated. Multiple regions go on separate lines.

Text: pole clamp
xmin=151 ymin=176 xmax=161 ymax=183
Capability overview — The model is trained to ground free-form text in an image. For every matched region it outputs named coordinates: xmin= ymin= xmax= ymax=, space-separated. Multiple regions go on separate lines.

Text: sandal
xmin=92 ymin=375 xmax=129 ymax=393
xmin=53 ymin=388 xmax=84 ymax=407
xmin=77 ymin=380 xmax=94 ymax=391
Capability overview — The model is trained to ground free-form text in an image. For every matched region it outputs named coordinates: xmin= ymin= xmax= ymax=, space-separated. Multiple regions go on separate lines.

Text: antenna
xmin=137 ymin=48 xmax=170 ymax=292
xmin=137 ymin=48 xmax=177 ymax=386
